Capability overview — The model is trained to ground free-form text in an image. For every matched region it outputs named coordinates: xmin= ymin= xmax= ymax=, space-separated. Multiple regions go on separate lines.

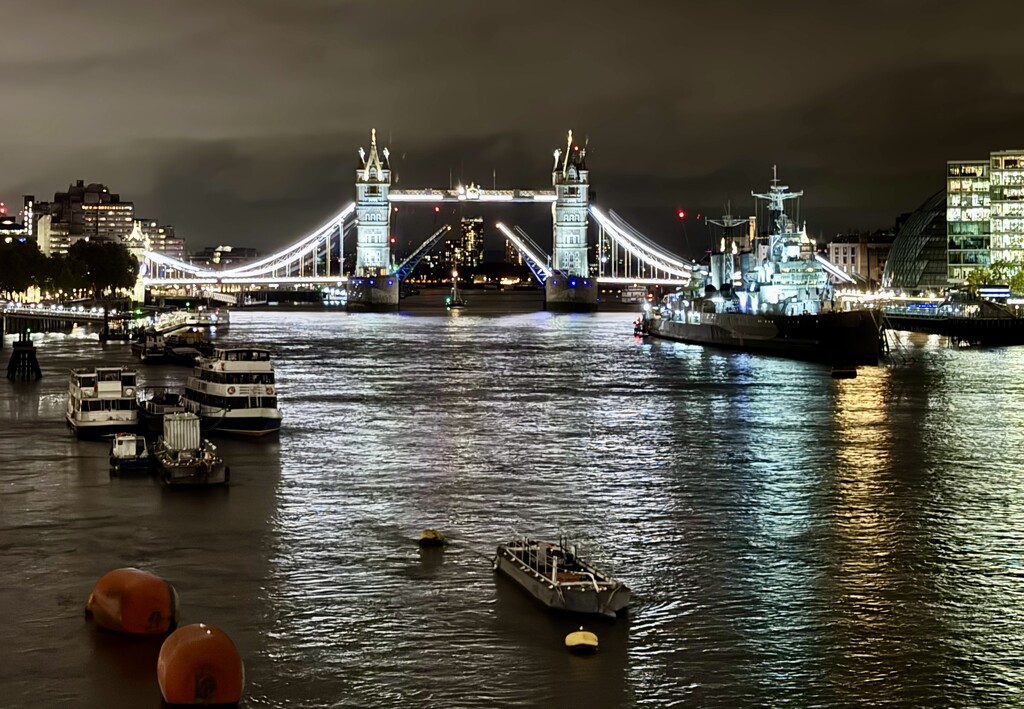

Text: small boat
xmin=131 ymin=328 xmax=167 ymax=364
xmin=66 ymin=366 xmax=139 ymax=439
xmin=494 ymin=537 xmax=631 ymax=618
xmin=109 ymin=433 xmax=151 ymax=475
xmin=446 ymin=271 xmax=466 ymax=309
xmin=138 ymin=387 xmax=187 ymax=436
xmin=155 ymin=412 xmax=228 ymax=486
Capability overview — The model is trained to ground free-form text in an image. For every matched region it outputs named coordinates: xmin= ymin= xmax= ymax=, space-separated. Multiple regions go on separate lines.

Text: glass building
xmin=882 ymin=190 xmax=949 ymax=291
xmin=945 ymin=150 xmax=1024 ymax=284
xmin=989 ymin=150 xmax=1024 ymax=265
xmin=947 ymin=160 xmax=990 ymax=282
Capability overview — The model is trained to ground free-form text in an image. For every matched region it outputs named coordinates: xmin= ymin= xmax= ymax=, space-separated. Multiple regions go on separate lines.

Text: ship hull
xmin=648 ymin=309 xmax=883 ymax=364
xmin=197 ymin=412 xmax=281 ymax=437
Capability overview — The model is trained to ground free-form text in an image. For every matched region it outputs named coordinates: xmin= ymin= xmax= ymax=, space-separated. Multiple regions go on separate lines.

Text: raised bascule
xmin=139 ymin=129 xmax=704 ymax=309
xmin=347 ymin=128 xmax=597 ymax=311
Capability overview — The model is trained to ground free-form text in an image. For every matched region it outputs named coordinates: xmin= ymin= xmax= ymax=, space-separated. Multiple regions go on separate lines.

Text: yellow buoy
xmin=85 ymin=567 xmax=178 ymax=635
xmin=418 ymin=529 xmax=448 ymax=547
xmin=157 ymin=623 xmax=245 ymax=705
xmin=565 ymin=627 xmax=599 ymax=654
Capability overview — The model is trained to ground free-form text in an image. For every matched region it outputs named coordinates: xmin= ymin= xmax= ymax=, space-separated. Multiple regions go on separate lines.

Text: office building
xmin=945 ymin=150 xmax=1024 ymax=284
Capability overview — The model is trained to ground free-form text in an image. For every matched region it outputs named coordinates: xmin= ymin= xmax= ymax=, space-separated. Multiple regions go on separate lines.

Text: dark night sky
xmin=3 ymin=0 xmax=1024 ymax=258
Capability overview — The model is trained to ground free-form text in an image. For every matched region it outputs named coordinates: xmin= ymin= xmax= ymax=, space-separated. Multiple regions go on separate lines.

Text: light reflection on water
xmin=0 ymin=309 xmax=1022 ymax=707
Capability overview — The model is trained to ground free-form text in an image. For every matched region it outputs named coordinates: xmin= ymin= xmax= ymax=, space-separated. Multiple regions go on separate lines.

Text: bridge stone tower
xmin=348 ymin=129 xmax=399 ymax=310
xmin=546 ymin=130 xmax=597 ymax=311
xmin=125 ymin=220 xmax=148 ymax=304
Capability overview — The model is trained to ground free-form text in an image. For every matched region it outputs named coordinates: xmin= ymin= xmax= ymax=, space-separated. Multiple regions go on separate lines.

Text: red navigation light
xmin=389 ymin=236 xmax=396 ymax=244
xmin=433 ymin=206 xmax=440 ymax=213
xmin=676 ymin=209 xmax=686 ymax=220
xmin=0 ymin=202 xmax=6 ymax=215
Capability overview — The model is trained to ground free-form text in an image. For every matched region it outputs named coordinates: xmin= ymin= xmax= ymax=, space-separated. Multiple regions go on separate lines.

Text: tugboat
xmin=494 ymin=537 xmax=631 ymax=618
xmin=154 ymin=412 xmax=228 ymax=486
xmin=65 ymin=367 xmax=139 ymax=439
xmin=645 ymin=169 xmax=884 ymax=365
xmin=182 ymin=347 xmax=282 ymax=436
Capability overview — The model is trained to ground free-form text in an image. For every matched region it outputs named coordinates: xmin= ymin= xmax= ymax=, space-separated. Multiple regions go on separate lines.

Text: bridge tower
xmin=348 ymin=128 xmax=399 ymax=310
xmin=125 ymin=220 xmax=148 ymax=304
xmin=547 ymin=130 xmax=597 ymax=311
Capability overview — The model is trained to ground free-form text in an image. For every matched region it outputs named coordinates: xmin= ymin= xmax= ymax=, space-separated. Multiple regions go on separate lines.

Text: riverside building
xmin=946 ymin=150 xmax=1024 ymax=284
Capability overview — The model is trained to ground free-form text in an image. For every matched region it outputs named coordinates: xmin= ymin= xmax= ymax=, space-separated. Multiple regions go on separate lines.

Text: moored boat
xmin=645 ymin=170 xmax=884 ymax=365
xmin=138 ymin=387 xmax=187 ymax=436
xmin=183 ymin=347 xmax=282 ymax=436
xmin=155 ymin=412 xmax=228 ymax=486
xmin=131 ymin=328 xmax=166 ymax=364
xmin=447 ymin=271 xmax=466 ymax=309
xmin=66 ymin=366 xmax=139 ymax=439
xmin=494 ymin=537 xmax=631 ymax=618
xmin=109 ymin=433 xmax=151 ymax=474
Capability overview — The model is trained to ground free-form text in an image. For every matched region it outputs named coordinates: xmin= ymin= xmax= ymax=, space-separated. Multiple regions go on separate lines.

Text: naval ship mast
xmin=752 ymin=165 xmax=803 ymax=262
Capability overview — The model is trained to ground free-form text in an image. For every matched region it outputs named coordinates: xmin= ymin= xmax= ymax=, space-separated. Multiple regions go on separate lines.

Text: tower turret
xmin=551 ymin=130 xmax=590 ymax=277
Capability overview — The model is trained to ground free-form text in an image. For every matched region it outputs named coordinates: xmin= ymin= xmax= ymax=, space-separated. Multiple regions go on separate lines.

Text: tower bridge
xmin=139 ymin=129 xmax=698 ymax=310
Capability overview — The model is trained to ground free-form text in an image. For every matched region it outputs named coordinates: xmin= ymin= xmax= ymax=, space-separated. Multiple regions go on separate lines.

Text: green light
xmin=185 ymin=301 xmax=191 ymax=307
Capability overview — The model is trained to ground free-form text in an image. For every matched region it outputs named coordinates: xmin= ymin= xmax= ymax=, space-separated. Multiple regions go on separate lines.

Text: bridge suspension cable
xmin=143 ymin=203 xmax=355 ymax=281
xmin=589 ymin=205 xmax=694 ymax=280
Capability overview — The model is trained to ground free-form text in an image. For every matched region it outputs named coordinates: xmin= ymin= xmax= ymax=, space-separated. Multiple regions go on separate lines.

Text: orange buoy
xmin=85 ymin=567 xmax=178 ymax=635
xmin=157 ymin=623 xmax=245 ymax=705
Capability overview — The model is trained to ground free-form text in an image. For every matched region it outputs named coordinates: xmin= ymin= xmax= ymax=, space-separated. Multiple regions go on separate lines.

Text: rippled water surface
xmin=2 ymin=303 xmax=1023 ymax=707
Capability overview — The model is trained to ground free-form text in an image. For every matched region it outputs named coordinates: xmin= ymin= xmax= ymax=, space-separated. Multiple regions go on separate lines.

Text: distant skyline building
xmin=190 ymin=245 xmax=261 ymax=270
xmin=504 ymin=234 xmax=522 ymax=266
xmin=0 ymin=201 xmax=26 ymax=241
xmin=946 ymin=150 xmax=1024 ymax=284
xmin=138 ymin=219 xmax=186 ymax=261
xmin=443 ymin=216 xmax=484 ymax=272
xmin=826 ymin=231 xmax=895 ymax=287
xmin=25 ymin=181 xmax=135 ymax=255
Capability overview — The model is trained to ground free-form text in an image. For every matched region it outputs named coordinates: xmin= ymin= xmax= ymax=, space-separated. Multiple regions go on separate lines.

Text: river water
xmin=1 ymin=297 xmax=1023 ymax=708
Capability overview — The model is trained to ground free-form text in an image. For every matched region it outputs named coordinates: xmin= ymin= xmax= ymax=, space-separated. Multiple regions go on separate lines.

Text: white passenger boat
xmin=65 ymin=367 xmax=139 ymax=439
xmin=494 ymin=537 xmax=631 ymax=618
xmin=182 ymin=347 xmax=282 ymax=436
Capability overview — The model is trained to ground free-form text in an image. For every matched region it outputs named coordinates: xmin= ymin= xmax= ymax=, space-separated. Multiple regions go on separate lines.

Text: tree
xmin=67 ymin=240 xmax=139 ymax=297
xmin=965 ymin=258 xmax=1024 ymax=296
xmin=0 ymin=239 xmax=45 ymax=298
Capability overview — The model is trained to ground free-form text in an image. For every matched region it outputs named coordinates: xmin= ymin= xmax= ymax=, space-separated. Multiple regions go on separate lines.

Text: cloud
xmin=2 ymin=0 xmax=1024 ymax=254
